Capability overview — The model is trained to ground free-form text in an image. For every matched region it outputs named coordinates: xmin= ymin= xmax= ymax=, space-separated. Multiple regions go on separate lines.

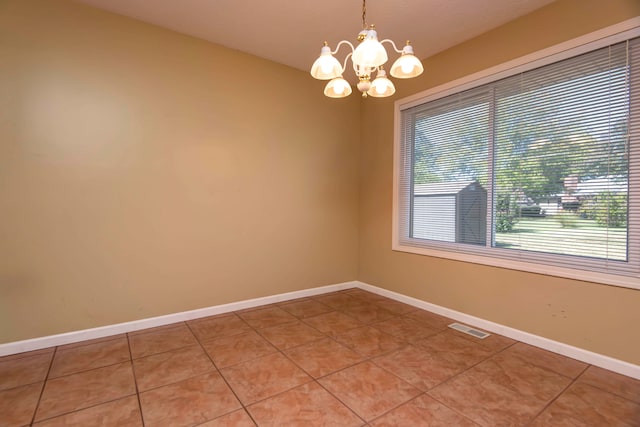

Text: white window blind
xmin=396 ymin=33 xmax=640 ymax=282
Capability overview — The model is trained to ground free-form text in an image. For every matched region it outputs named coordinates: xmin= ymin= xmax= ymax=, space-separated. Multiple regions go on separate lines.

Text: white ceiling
xmin=76 ymin=0 xmax=556 ymax=75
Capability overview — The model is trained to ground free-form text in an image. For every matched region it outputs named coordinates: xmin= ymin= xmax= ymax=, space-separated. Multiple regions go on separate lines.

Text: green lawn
xmin=495 ymin=216 xmax=627 ymax=261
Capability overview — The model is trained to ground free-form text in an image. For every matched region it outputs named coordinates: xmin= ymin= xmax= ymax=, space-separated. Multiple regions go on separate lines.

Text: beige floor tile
xmin=57 ymin=334 xmax=126 ymax=350
xmin=140 ymin=371 xmax=241 ymax=427
xmin=133 ymin=345 xmax=214 ymax=391
xmin=339 ymin=304 xmax=397 ymax=324
xmin=371 ymin=298 xmax=416 ymax=315
xmin=577 ymin=365 xmax=640 ymax=403
xmin=0 ymin=352 xmax=52 ymax=391
xmin=49 ymin=337 xmax=130 ymax=378
xmin=0 ymin=347 xmax=54 ymax=363
xmin=198 ymin=409 xmax=256 ymax=426
xmin=501 ymin=342 xmax=588 ymax=378
xmin=335 ymin=326 xmax=406 ymax=358
xmin=404 ymin=310 xmax=453 ymax=331
xmin=220 ymin=352 xmax=311 ymax=405
xmin=128 ymin=323 xmax=197 ymax=359
xmin=530 ymin=382 xmax=640 ymax=427
xmin=372 ymin=316 xmax=441 ymax=342
xmin=319 ymin=361 xmax=421 ymax=421
xmin=428 ymin=352 xmax=572 ymax=426
xmin=374 ymin=344 xmax=483 ymax=391
xmin=278 ymin=298 xmax=333 ymax=318
xmin=248 ymin=382 xmax=364 ymax=426
xmin=373 ymin=332 xmax=494 ymax=390
xmin=303 ymin=311 xmax=363 ymax=337
xmin=312 ymin=292 xmax=359 ymax=309
xmin=0 ymin=382 xmax=43 ymax=427
xmin=344 ymin=289 xmax=387 ymax=303
xmin=236 ymin=306 xmax=297 ymax=329
xmin=370 ymin=394 xmax=479 ymax=427
xmin=285 ymin=337 xmax=363 ymax=378
xmin=258 ymin=320 xmax=326 ymax=350
xmin=201 ymin=330 xmax=277 ymax=368
xmin=188 ymin=314 xmax=252 ymax=341
xmin=34 ymin=395 xmax=142 ymax=426
xmin=35 ymin=362 xmax=136 ymax=421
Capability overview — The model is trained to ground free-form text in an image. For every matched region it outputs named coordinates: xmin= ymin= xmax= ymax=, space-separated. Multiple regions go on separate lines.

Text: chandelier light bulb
xmin=321 ymin=61 xmax=334 ymax=74
xmin=401 ymin=61 xmax=414 ymax=74
xmin=333 ymin=79 xmax=348 ymax=95
xmin=364 ymin=48 xmax=377 ymax=64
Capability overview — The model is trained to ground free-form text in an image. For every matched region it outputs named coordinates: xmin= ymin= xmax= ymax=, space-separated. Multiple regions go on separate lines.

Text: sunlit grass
xmin=495 ymin=216 xmax=627 ymax=260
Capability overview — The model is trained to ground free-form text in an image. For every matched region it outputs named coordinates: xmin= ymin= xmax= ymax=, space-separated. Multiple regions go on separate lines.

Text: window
xmin=393 ymin=21 xmax=640 ymax=289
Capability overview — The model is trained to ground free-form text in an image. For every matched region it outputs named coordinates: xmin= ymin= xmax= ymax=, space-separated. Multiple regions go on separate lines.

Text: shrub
xmin=556 ymin=211 xmax=579 ymax=228
xmin=496 ymin=194 xmax=518 ymax=232
xmin=579 ymin=192 xmax=627 ymax=228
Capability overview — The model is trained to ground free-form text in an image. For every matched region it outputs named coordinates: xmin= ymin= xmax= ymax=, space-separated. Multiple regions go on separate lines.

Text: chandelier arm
xmin=380 ymin=39 xmax=404 ymax=54
xmin=342 ymin=52 xmax=353 ymax=75
xmin=331 ymin=40 xmax=356 ymax=56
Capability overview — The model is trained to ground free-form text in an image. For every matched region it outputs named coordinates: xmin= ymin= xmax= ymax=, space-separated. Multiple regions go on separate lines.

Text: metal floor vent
xmin=448 ymin=323 xmax=491 ymax=339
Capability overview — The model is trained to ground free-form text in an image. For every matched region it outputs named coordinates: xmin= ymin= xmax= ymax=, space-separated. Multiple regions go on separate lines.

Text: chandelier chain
xmin=362 ymin=0 xmax=367 ymax=28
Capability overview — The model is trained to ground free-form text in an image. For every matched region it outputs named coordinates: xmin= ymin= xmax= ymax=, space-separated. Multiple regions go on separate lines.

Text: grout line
xmin=28 ymin=346 xmax=57 ymax=426
xmin=125 ymin=333 xmax=146 ymax=427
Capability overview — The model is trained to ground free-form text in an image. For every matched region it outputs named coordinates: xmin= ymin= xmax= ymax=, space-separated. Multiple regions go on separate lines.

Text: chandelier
xmin=310 ymin=0 xmax=424 ymax=98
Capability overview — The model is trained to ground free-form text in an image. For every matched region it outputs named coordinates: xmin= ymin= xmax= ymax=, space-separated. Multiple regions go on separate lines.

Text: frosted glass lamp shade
xmin=352 ymin=29 xmax=388 ymax=69
xmin=390 ymin=54 xmax=423 ymax=78
xmin=368 ymin=69 xmax=395 ymax=97
xmin=390 ymin=43 xmax=424 ymax=78
xmin=310 ymin=45 xmax=342 ymax=80
xmin=324 ymin=77 xmax=352 ymax=98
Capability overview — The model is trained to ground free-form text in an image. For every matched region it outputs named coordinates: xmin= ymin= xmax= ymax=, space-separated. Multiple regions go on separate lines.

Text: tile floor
xmin=1 ymin=288 xmax=639 ymax=426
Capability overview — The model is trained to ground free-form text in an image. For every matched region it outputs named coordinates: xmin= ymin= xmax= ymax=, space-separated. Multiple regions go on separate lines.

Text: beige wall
xmin=0 ymin=0 xmax=360 ymax=342
xmin=359 ymin=0 xmax=640 ymax=365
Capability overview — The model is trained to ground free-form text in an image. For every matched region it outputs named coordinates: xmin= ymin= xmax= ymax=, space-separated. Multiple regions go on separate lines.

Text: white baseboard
xmin=355 ymin=281 xmax=640 ymax=380
xmin=2 ymin=279 xmax=638 ymax=380
xmin=0 ymin=281 xmax=357 ymax=357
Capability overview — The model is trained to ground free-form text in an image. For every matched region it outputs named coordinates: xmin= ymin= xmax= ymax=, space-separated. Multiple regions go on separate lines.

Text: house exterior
xmin=538 ymin=176 xmax=629 ymax=214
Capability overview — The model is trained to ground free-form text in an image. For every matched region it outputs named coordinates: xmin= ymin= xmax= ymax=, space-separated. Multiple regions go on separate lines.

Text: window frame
xmin=392 ymin=18 xmax=640 ymax=290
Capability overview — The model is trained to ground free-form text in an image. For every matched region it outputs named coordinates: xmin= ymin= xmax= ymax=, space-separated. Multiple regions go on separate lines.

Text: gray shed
xmin=412 ymin=180 xmax=487 ymax=245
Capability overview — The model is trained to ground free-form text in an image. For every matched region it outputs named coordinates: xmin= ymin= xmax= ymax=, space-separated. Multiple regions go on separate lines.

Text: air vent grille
xmin=448 ymin=322 xmax=490 ymax=339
